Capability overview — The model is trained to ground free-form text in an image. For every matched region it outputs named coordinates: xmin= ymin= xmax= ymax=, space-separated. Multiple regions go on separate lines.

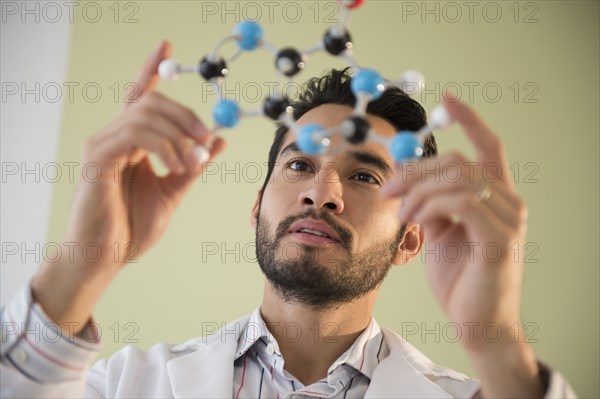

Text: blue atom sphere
xmin=297 ymin=124 xmax=327 ymax=155
xmin=351 ymin=68 xmax=385 ymax=100
xmin=390 ymin=132 xmax=424 ymax=163
xmin=212 ymin=100 xmax=240 ymax=128
xmin=234 ymin=20 xmax=264 ymax=51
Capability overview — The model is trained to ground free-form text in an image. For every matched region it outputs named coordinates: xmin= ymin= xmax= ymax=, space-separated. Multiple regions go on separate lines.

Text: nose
xmin=298 ymin=163 xmax=344 ymax=214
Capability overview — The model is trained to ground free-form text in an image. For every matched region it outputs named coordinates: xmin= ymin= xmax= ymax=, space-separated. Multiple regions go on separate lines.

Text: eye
xmin=351 ymin=171 xmax=380 ymax=185
xmin=286 ymin=158 xmax=314 ymax=172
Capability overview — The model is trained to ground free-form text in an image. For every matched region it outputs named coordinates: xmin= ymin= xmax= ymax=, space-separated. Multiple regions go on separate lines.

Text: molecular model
xmin=158 ymin=0 xmax=453 ymax=164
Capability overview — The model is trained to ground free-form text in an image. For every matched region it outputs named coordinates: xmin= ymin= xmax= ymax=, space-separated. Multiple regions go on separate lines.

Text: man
xmin=1 ymin=41 xmax=575 ymax=398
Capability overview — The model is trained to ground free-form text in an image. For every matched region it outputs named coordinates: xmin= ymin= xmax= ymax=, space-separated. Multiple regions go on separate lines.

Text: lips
xmin=288 ymin=218 xmax=342 ymax=243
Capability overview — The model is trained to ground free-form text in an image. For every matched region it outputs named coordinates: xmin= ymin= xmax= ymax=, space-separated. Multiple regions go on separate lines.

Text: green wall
xmin=48 ymin=1 xmax=598 ymax=396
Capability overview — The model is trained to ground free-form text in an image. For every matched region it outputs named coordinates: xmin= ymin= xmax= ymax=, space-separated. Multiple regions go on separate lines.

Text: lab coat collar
xmin=167 ymin=317 xmax=472 ymax=398
xmin=167 ymin=315 xmax=249 ymax=398
xmin=363 ymin=327 xmax=463 ymax=398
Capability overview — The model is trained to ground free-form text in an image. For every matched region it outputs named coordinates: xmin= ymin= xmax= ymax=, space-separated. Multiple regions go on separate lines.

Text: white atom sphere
xmin=158 ymin=59 xmax=180 ymax=80
xmin=194 ymin=145 xmax=210 ymax=163
xmin=398 ymin=70 xmax=425 ymax=94
xmin=430 ymin=105 xmax=452 ymax=129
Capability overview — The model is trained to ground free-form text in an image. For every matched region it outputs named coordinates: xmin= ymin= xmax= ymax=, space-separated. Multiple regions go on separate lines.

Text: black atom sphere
xmin=199 ymin=56 xmax=228 ymax=81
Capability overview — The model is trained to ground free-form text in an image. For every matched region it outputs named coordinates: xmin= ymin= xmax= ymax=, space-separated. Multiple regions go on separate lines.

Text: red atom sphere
xmin=338 ymin=0 xmax=365 ymax=10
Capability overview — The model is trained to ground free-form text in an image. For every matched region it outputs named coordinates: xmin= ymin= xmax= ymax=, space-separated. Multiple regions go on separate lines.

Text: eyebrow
xmin=279 ymin=142 xmax=301 ymax=159
xmin=279 ymin=142 xmax=394 ymax=180
xmin=346 ymin=150 xmax=394 ymax=180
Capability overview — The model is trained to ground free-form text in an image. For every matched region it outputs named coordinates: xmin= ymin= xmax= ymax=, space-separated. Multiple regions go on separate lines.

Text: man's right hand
xmin=31 ymin=40 xmax=225 ymax=335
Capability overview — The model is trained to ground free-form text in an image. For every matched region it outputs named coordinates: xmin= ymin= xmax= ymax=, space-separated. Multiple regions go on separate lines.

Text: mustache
xmin=274 ymin=208 xmax=353 ymax=249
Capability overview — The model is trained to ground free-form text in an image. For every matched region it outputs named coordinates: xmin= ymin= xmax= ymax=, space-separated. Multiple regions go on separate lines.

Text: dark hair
xmin=260 ymin=67 xmax=437 ymax=195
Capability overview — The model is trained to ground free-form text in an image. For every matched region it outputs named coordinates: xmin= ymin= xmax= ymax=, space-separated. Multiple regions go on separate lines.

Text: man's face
xmin=254 ymin=104 xmax=406 ymax=309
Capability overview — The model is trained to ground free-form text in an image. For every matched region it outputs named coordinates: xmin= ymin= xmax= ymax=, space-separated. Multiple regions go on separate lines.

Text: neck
xmin=260 ymin=281 xmax=377 ymax=385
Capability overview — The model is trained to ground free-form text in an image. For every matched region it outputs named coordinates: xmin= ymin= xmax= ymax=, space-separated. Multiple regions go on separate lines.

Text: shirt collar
xmin=234 ymin=307 xmax=388 ymax=381
xmin=235 ymin=306 xmax=277 ymax=360
xmin=327 ymin=316 xmax=386 ymax=380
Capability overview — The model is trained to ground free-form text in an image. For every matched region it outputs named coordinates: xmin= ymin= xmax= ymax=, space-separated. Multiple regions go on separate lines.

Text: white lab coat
xmin=1 ymin=314 xmax=576 ymax=398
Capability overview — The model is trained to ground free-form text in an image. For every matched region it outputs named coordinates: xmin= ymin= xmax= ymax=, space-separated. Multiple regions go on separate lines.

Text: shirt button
xmin=12 ymin=348 xmax=28 ymax=363
xmin=266 ymin=343 xmax=276 ymax=356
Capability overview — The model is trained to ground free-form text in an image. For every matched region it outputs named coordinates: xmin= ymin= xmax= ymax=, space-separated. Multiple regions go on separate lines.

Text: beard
xmin=255 ymin=207 xmax=404 ymax=311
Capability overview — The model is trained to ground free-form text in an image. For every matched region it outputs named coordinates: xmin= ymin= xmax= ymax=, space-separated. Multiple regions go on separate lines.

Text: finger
xmin=421 ymin=219 xmax=454 ymax=243
xmin=474 ymin=186 xmax=522 ymax=230
xmin=140 ymin=92 xmax=212 ymax=145
xmin=129 ymin=40 xmax=172 ymax=105
xmin=399 ymin=177 xmax=468 ymax=223
xmin=400 ymin=178 xmax=524 ymax=230
xmin=477 ymin=183 xmax=528 ymax=231
xmin=93 ymin=122 xmax=186 ymax=175
xmin=128 ymin=110 xmax=202 ymax=172
xmin=381 ymin=151 xmax=469 ymax=198
xmin=442 ymin=92 xmax=513 ymax=188
xmin=412 ymin=191 xmax=512 ymax=245
xmin=159 ymin=137 xmax=227 ymax=204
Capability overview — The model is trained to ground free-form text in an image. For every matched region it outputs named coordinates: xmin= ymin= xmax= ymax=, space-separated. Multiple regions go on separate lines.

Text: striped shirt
xmin=0 ymin=285 xmax=576 ymax=398
xmin=233 ymin=307 xmax=390 ymax=399
xmin=0 ymin=283 xmax=100 ymax=383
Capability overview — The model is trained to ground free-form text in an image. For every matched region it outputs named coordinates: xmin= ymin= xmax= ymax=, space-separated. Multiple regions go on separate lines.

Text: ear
xmin=392 ymin=223 xmax=424 ymax=265
xmin=250 ymin=189 xmax=262 ymax=229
